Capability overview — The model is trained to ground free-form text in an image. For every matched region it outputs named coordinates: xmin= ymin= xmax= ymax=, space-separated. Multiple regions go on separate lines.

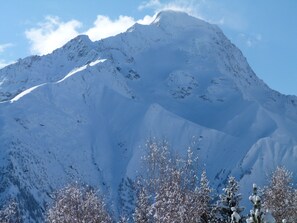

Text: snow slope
xmin=0 ymin=10 xmax=297 ymax=221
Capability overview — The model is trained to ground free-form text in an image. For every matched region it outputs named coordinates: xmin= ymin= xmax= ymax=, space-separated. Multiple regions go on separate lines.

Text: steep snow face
xmin=0 ymin=10 xmax=297 ymax=221
xmin=0 ymin=35 xmax=97 ymax=101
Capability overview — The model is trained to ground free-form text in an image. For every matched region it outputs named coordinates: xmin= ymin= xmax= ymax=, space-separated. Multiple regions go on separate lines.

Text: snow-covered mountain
xmin=0 ymin=10 xmax=297 ymax=221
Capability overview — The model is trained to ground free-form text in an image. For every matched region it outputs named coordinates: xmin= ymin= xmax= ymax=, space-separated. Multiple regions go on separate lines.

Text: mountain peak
xmin=152 ymin=10 xmax=208 ymax=28
xmin=71 ymin=34 xmax=92 ymax=44
xmin=60 ymin=34 xmax=93 ymax=52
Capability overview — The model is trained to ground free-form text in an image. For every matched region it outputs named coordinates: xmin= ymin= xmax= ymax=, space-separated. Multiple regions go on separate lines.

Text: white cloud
xmin=85 ymin=15 xmax=136 ymax=41
xmin=85 ymin=15 xmax=156 ymax=41
xmin=25 ymin=1 xmax=203 ymax=56
xmin=0 ymin=59 xmax=15 ymax=69
xmin=0 ymin=43 xmax=15 ymax=69
xmin=24 ymin=1 xmax=251 ymax=56
xmin=25 ymin=16 xmax=82 ymax=55
xmin=0 ymin=43 xmax=14 ymax=53
xmin=137 ymin=15 xmax=156 ymax=25
xmin=25 ymin=14 xmax=155 ymax=55
xmin=26 ymin=0 xmax=238 ymax=56
xmin=138 ymin=0 xmax=250 ymax=30
xmin=24 ymin=1 xmax=255 ymax=57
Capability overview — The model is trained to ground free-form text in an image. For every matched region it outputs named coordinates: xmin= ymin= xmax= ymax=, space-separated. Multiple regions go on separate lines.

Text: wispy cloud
xmin=138 ymin=0 xmax=162 ymax=10
xmin=239 ymin=33 xmax=262 ymax=48
xmin=86 ymin=15 xmax=155 ymax=41
xmin=138 ymin=0 xmax=248 ymax=30
xmin=25 ymin=1 xmax=209 ymax=56
xmin=25 ymin=1 xmax=207 ymax=55
xmin=25 ymin=16 xmax=82 ymax=55
xmin=139 ymin=0 xmax=261 ymax=50
xmin=0 ymin=43 xmax=14 ymax=53
xmin=24 ymin=0 xmax=252 ymax=56
xmin=86 ymin=15 xmax=136 ymax=41
xmin=139 ymin=0 xmax=202 ymax=18
xmin=25 ymin=14 xmax=155 ymax=55
xmin=0 ymin=59 xmax=15 ymax=69
xmin=0 ymin=43 xmax=15 ymax=69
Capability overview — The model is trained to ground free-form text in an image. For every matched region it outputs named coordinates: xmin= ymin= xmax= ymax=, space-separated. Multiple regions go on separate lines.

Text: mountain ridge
xmin=0 ymin=10 xmax=296 ymax=222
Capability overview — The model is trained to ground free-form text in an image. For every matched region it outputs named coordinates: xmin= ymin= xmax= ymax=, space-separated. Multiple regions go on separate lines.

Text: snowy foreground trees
xmin=263 ymin=167 xmax=297 ymax=222
xmin=131 ymin=140 xmax=297 ymax=223
xmin=0 ymin=200 xmax=21 ymax=223
xmin=133 ymin=140 xmax=212 ymax=223
xmin=46 ymin=183 xmax=112 ymax=223
xmin=1 ymin=141 xmax=297 ymax=222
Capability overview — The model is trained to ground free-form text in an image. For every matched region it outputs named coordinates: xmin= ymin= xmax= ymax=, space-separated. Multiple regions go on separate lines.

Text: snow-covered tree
xmin=231 ymin=207 xmax=241 ymax=223
xmin=46 ymin=183 xmax=112 ymax=223
xmin=152 ymin=168 xmax=185 ymax=223
xmin=247 ymin=183 xmax=264 ymax=223
xmin=134 ymin=139 xmax=212 ymax=223
xmin=150 ymin=165 xmax=211 ymax=223
xmin=197 ymin=170 xmax=212 ymax=223
xmin=142 ymin=138 xmax=171 ymax=197
xmin=263 ymin=167 xmax=295 ymax=222
xmin=293 ymin=189 xmax=297 ymax=220
xmin=133 ymin=180 xmax=151 ymax=223
xmin=214 ymin=176 xmax=243 ymax=222
xmin=181 ymin=147 xmax=199 ymax=191
xmin=0 ymin=200 xmax=21 ymax=223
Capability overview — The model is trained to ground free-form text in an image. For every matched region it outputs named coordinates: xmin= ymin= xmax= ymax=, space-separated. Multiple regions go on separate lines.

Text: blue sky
xmin=1 ymin=0 xmax=296 ymax=95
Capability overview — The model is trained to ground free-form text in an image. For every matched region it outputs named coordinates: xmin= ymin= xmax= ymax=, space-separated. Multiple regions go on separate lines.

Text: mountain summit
xmin=0 ymin=11 xmax=297 ymax=222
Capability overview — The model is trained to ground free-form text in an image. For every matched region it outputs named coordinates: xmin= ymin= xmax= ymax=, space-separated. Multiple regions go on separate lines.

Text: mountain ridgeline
xmin=0 ymin=11 xmax=297 ymax=222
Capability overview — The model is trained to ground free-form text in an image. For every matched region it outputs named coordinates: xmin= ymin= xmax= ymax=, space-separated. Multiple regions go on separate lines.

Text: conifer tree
xmin=214 ymin=176 xmax=243 ymax=222
xmin=247 ymin=183 xmax=264 ymax=223
xmin=197 ymin=170 xmax=212 ymax=223
xmin=231 ymin=206 xmax=241 ymax=223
